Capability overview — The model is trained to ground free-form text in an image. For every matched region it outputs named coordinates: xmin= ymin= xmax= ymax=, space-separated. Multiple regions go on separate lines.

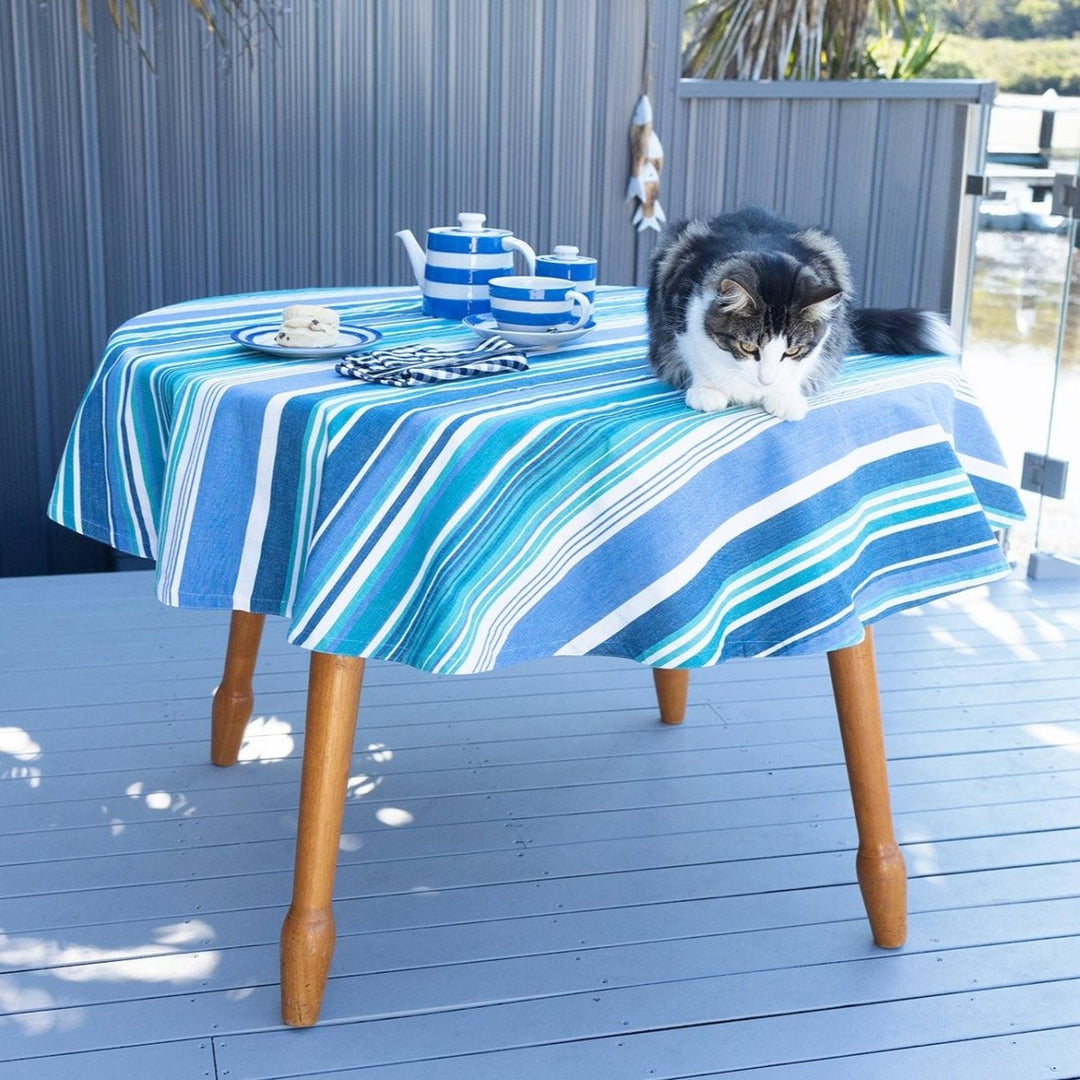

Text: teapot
xmin=396 ymin=212 xmax=536 ymax=319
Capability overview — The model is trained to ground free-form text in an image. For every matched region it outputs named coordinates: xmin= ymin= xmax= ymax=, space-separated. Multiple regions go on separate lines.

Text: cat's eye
xmin=737 ymin=341 xmax=758 ymax=355
xmin=783 ymin=345 xmax=804 ymax=358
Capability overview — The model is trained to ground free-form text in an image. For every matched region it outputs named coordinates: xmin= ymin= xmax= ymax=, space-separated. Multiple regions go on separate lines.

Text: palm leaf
xmin=682 ymin=0 xmax=944 ymax=82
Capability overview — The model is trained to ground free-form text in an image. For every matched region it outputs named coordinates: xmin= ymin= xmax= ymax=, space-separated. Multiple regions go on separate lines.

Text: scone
xmin=274 ymin=305 xmax=340 ymax=348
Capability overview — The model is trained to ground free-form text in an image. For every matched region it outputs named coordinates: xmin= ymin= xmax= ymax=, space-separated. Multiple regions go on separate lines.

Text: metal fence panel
xmin=669 ymin=82 xmax=993 ymax=314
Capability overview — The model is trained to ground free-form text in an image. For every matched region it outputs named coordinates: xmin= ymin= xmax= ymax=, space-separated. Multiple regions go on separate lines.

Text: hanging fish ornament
xmin=626 ymin=94 xmax=666 ymax=233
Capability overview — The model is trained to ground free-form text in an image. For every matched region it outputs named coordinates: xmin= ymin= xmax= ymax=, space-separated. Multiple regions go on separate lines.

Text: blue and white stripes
xmin=408 ymin=220 xmax=533 ymax=319
xmin=49 ymin=286 xmax=1024 ymax=673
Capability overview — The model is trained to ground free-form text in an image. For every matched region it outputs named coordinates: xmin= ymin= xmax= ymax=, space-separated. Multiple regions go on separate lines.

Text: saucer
xmin=232 ymin=323 xmax=382 ymax=359
xmin=462 ymin=314 xmax=596 ymax=349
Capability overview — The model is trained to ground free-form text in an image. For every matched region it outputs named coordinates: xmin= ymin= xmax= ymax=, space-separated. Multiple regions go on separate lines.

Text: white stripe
xmin=444 ymin=410 xmax=777 ymax=672
xmin=121 ymin=359 xmax=161 ymax=556
xmin=764 ymin=539 xmax=1006 ymax=656
xmin=295 ymin=380 xmax=651 ymax=650
xmin=747 ymin=540 xmax=997 ymax=656
xmin=283 ymin=406 xmax=335 ymax=615
xmin=156 ymin=365 xmax=318 ymax=605
xmin=377 ymin=386 xmax=676 ymax=663
xmin=60 ymin=415 xmax=75 ymax=532
xmin=425 ymin=251 xmax=511 ymax=270
xmin=232 ymin=380 xmax=346 ymax=610
xmin=644 ymin=475 xmax=974 ymax=667
xmin=490 ymin=296 xmax=571 ymax=312
xmin=157 ymin=378 xmax=232 ymax=602
xmin=293 ymin=409 xmax=476 ymax=640
xmin=673 ymin=499 xmax=985 ymax=668
xmin=420 ymin=280 xmax=489 ymax=300
xmin=557 ymin=425 xmax=949 ymax=658
xmin=315 ymin=344 xmax=653 ymax=530
xmin=957 ymin=452 xmax=1014 ymax=488
xmin=856 ymin=563 xmax=1008 ymax=623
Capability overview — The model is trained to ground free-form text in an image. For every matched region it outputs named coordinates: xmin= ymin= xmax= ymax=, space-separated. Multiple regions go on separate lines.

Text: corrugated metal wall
xmin=670 ymin=79 xmax=994 ymax=314
xmin=0 ymin=0 xmax=989 ymax=577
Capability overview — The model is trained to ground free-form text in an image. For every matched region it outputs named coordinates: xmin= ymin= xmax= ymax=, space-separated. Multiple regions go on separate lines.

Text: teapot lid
xmin=551 ymin=245 xmax=580 ymax=259
xmin=430 ymin=211 xmax=511 ymax=238
xmin=457 ymin=213 xmax=487 ymax=232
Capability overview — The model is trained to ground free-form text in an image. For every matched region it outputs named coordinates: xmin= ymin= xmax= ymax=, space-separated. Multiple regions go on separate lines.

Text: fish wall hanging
xmin=626 ymin=93 xmax=666 ymax=233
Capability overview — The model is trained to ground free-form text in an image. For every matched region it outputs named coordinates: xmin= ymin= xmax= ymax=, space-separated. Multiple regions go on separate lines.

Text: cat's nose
xmin=757 ymin=352 xmax=782 ymax=386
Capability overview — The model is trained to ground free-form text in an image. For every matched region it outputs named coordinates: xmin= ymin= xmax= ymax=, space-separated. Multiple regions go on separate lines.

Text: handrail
xmin=678 ymin=78 xmax=996 ymax=103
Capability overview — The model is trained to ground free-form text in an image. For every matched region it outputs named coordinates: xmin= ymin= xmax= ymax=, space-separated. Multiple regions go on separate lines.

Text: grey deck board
xmin=1 ymin=1039 xmax=217 ymax=1080
xmin=2 ymin=570 xmax=1080 ymax=1077
xmin=211 ymin=975 xmax=1080 ymax=1078
xmin=8 ymin=890 xmax=1080 ymax=1015
xmin=7 ymin=765 xmax=1080 ymax=862
xmin=716 ymin=1027 xmax=1080 ymax=1080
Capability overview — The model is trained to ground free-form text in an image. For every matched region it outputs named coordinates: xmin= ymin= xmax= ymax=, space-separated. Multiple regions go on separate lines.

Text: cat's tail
xmin=850 ymin=309 xmax=957 ymax=356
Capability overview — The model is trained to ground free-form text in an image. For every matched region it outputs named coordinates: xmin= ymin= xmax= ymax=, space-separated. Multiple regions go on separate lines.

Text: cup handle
xmin=502 ymin=236 xmax=536 ymax=275
xmin=562 ymin=290 xmax=592 ymax=331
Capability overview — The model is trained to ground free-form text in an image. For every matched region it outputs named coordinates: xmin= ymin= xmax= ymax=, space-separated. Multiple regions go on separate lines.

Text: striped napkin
xmin=336 ymin=336 xmax=529 ymax=387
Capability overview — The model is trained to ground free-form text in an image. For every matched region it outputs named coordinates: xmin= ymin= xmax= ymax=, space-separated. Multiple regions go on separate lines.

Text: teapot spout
xmin=395 ymin=229 xmax=426 ymax=287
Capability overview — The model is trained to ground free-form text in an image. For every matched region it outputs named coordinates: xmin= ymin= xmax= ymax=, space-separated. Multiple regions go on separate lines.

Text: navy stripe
xmin=424 ymin=264 xmax=506 ymax=285
xmin=426 ymin=233 xmax=509 ymax=254
xmin=535 ymin=262 xmax=597 ymax=283
xmin=490 ymin=309 xmax=580 ymax=327
xmin=422 ymin=296 xmax=490 ymax=318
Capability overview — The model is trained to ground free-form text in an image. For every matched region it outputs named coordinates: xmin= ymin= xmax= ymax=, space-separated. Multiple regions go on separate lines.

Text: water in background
xmin=962 ymin=99 xmax=1080 ymax=567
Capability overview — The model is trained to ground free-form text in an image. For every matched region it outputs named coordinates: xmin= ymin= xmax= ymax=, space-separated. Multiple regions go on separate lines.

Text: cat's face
xmin=703 ymin=263 xmax=840 ymax=387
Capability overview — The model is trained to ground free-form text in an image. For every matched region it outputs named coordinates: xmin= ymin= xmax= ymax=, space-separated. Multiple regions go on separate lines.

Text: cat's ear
xmin=800 ymin=286 xmax=842 ymax=322
xmin=718 ymin=278 xmax=755 ymax=312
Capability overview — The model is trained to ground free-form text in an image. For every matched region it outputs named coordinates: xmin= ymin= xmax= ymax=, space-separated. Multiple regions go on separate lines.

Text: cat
xmin=646 ymin=206 xmax=955 ymax=421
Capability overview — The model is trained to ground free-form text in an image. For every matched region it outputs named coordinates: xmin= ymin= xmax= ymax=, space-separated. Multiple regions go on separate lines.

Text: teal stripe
xmin=641 ymin=476 xmax=982 ymax=668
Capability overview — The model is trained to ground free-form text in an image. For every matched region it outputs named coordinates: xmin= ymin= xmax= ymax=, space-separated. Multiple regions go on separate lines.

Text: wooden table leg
xmin=280 ymin=651 xmax=365 ymax=1028
xmin=211 ymin=611 xmax=266 ymax=766
xmin=653 ymin=667 xmax=689 ymax=725
xmin=827 ymin=625 xmax=907 ymax=949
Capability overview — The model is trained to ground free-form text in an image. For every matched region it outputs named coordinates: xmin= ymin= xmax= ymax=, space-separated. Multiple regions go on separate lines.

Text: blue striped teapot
xmin=396 ymin=212 xmax=536 ymax=319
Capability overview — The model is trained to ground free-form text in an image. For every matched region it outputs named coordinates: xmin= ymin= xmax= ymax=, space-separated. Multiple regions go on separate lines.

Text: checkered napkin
xmin=336 ymin=336 xmax=529 ymax=387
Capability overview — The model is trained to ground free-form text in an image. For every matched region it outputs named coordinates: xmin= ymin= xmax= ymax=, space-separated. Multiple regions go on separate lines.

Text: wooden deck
xmin=2 ymin=569 xmax=1080 ymax=1078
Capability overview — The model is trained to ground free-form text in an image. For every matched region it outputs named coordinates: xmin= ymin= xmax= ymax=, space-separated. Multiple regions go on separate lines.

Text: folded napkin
xmin=336 ymin=336 xmax=529 ymax=387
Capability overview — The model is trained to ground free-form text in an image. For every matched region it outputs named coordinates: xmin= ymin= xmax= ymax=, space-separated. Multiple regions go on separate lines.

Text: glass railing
xmin=962 ymin=91 xmax=1080 ymax=573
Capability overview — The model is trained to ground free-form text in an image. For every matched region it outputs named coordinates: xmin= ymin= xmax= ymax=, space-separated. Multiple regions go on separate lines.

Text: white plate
xmin=231 ymin=323 xmax=382 ymax=359
xmin=462 ymin=314 xmax=596 ymax=349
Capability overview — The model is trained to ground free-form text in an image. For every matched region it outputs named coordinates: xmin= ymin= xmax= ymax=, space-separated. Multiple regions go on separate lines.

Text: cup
xmin=488 ymin=276 xmax=593 ymax=333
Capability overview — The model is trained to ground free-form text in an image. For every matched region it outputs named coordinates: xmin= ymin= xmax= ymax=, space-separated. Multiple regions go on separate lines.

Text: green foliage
xmin=681 ymin=0 xmax=870 ymax=80
xmin=867 ymin=1 xmax=947 ymax=78
xmin=922 ymin=34 xmax=1080 ymax=92
xmin=936 ymin=0 xmax=1080 ymax=39
xmin=682 ymin=0 xmax=946 ymax=80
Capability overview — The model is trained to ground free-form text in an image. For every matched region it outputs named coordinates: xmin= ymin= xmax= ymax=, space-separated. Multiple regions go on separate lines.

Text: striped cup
xmin=488 ymin=276 xmax=593 ymax=333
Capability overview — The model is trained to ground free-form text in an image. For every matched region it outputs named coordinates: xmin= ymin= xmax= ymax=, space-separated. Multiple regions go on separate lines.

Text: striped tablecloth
xmin=49 ymin=286 xmax=1025 ymax=674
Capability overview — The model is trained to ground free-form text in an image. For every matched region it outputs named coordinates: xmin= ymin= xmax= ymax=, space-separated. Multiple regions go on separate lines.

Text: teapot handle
xmin=502 ymin=237 xmax=536 ymax=276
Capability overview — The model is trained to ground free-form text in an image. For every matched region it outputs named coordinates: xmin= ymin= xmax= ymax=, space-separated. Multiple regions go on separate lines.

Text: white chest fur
xmin=674 ymin=292 xmax=823 ymax=421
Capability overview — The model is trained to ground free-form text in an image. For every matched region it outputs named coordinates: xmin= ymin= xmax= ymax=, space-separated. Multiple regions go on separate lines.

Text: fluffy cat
xmin=646 ymin=206 xmax=954 ymax=421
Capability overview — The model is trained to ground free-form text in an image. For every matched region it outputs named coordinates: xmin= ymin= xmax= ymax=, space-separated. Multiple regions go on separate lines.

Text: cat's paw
xmin=685 ymin=385 xmax=730 ymax=413
xmin=762 ymin=391 xmax=809 ymax=421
